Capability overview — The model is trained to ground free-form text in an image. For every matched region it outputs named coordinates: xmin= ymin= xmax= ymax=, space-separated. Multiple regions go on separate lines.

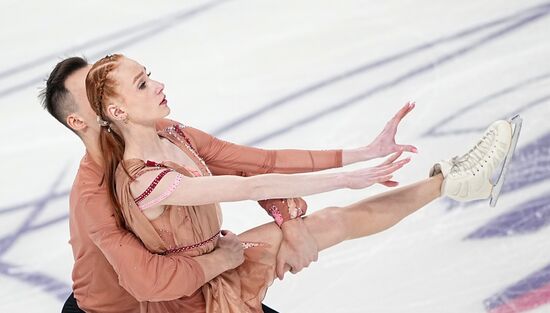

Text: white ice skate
xmin=429 ymin=115 xmax=522 ymax=206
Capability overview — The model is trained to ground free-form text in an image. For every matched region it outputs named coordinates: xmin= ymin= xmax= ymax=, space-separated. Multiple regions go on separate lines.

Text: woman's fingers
xmin=386 ymin=101 xmax=415 ymax=135
xmin=392 ymin=101 xmax=415 ymax=123
xmin=380 ymin=151 xmax=403 ymax=166
xmin=379 ymin=180 xmax=399 ymax=187
xmin=375 ymin=157 xmax=410 ymax=173
xmin=375 ymin=175 xmax=393 ymax=183
xmin=349 ymin=154 xmax=410 ymax=189
xmin=397 ymin=144 xmax=418 ymax=154
xmin=402 ymin=101 xmax=415 ymax=118
xmin=362 ymin=158 xmax=409 ymax=183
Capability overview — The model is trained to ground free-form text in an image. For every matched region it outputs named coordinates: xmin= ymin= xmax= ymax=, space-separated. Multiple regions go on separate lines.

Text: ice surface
xmin=1 ymin=1 xmax=549 ymax=312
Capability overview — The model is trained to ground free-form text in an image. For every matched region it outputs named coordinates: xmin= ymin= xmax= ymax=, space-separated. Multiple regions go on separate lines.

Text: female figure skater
xmin=86 ymin=54 xmax=517 ymax=313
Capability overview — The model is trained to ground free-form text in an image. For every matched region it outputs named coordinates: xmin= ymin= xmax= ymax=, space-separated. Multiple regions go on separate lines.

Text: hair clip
xmin=96 ymin=115 xmax=111 ymax=132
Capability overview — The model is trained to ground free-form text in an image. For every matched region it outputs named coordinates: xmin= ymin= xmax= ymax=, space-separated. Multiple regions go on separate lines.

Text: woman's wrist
xmin=342 ymin=146 xmax=374 ymax=166
xmin=335 ymin=172 xmax=351 ymax=189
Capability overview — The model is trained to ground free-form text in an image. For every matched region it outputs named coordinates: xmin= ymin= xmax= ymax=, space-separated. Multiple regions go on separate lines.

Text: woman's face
xmin=109 ymin=56 xmax=170 ymax=126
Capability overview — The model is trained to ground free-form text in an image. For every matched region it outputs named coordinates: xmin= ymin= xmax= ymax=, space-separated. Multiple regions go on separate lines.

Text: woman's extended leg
xmin=239 ymin=116 xmax=518 ymax=251
xmin=303 ymin=174 xmax=442 ymax=250
xmin=238 ymin=174 xmax=443 ymax=256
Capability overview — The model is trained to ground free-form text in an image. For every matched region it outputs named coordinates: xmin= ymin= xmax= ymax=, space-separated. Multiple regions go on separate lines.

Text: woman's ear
xmin=66 ymin=113 xmax=87 ymax=132
xmin=106 ymin=104 xmax=128 ymax=122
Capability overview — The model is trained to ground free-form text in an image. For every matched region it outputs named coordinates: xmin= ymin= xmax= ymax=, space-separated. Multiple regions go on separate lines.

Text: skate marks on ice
xmin=484 ymin=264 xmax=550 ymax=313
xmin=0 ymin=165 xmax=72 ymax=300
xmin=0 ymin=0 xmax=231 ymax=98
xmin=468 ymin=133 xmax=550 ymax=312
xmin=0 ymin=0 xmax=232 ymax=300
xmin=209 ymin=2 xmax=550 ymax=146
xmin=423 ymin=72 xmax=550 ymax=138
xmin=466 ymin=132 xmax=550 ymax=239
xmin=433 ymin=131 xmax=550 ymax=311
xmin=1 ymin=1 xmax=549 ymax=309
xmin=430 ymin=127 xmax=550 ymax=312
xmin=0 ymin=261 xmax=71 ymax=302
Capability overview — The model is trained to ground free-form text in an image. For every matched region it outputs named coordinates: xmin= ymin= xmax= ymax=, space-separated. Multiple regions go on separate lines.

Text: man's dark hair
xmin=39 ymin=57 xmax=88 ymax=132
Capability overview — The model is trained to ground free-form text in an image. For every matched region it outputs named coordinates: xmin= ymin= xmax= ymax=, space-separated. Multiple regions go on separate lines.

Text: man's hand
xmin=217 ymin=230 xmax=245 ymax=270
xmin=343 ymin=102 xmax=418 ymax=165
xmin=275 ymin=217 xmax=318 ymax=280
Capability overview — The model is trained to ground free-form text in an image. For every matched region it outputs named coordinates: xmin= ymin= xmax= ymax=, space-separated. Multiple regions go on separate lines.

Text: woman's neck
xmin=121 ymin=122 xmax=167 ymax=161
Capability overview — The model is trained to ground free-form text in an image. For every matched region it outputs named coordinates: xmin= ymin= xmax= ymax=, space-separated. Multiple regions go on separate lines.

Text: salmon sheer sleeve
xmin=181 ymin=125 xmax=343 ymax=175
xmin=166 ymin=123 xmax=342 ymax=226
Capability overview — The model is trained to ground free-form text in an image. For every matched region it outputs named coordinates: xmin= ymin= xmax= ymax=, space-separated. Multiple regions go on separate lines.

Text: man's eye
xmin=147 ymin=71 xmax=151 ymax=77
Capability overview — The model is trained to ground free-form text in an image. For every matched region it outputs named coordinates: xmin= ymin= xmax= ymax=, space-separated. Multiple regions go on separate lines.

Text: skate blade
xmin=489 ymin=115 xmax=523 ymax=207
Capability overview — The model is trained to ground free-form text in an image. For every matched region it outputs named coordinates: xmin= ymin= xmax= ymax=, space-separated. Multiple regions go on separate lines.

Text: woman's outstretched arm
xmin=130 ymin=153 xmax=410 ymax=210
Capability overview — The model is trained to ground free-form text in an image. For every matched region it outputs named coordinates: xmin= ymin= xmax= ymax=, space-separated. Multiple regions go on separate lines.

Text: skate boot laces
xmin=449 ymin=129 xmax=496 ymax=177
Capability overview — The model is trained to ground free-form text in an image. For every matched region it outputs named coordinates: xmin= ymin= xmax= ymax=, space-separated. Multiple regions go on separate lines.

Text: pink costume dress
xmin=115 ymin=125 xmax=287 ymax=313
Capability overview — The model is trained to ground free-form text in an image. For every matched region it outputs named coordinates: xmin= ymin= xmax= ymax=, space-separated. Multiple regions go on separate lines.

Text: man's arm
xmin=80 ymin=195 xmax=233 ymax=302
xmin=159 ymin=101 xmax=418 ymax=175
xmin=174 ymin=123 xmax=343 ymax=175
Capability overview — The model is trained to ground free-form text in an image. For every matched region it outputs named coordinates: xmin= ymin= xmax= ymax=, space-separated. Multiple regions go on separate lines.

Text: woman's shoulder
xmin=116 ymin=159 xmax=147 ymax=181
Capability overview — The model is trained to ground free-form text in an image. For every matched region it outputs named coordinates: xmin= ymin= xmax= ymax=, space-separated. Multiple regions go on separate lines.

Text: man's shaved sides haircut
xmin=39 ymin=57 xmax=88 ymax=132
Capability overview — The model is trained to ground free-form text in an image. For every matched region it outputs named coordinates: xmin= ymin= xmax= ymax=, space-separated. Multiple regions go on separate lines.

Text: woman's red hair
xmin=85 ymin=54 xmax=130 ymax=228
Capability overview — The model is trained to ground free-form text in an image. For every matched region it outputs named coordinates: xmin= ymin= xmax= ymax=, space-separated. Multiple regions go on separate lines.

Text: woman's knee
xmin=314 ymin=206 xmax=345 ymax=226
xmin=305 ymin=206 xmax=348 ymax=242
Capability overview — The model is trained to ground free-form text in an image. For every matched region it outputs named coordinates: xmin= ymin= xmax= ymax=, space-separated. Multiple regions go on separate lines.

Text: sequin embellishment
xmin=134 ymin=169 xmax=173 ymax=204
xmin=160 ymin=231 xmax=220 ymax=255
xmin=163 ymin=124 xmax=212 ymax=176
xmin=268 ymin=205 xmax=284 ymax=226
xmin=138 ymin=173 xmax=184 ymax=210
xmin=241 ymin=242 xmax=262 ymax=249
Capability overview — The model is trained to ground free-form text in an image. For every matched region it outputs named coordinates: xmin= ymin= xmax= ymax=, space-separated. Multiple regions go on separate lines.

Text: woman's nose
xmin=155 ymin=82 xmax=165 ymax=94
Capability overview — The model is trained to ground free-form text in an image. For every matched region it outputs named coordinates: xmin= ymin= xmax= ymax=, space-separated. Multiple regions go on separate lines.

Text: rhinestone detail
xmin=241 ymin=242 xmax=262 ymax=249
xmin=138 ymin=173 xmax=184 ymax=210
xmin=164 ymin=124 xmax=212 ymax=176
xmin=160 ymin=231 xmax=221 ymax=255
xmin=134 ymin=168 xmax=173 ymax=204
xmin=268 ymin=204 xmax=284 ymax=226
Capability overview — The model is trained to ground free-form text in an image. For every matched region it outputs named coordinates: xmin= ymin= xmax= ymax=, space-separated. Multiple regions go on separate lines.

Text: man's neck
xmin=80 ymin=132 xmax=104 ymax=167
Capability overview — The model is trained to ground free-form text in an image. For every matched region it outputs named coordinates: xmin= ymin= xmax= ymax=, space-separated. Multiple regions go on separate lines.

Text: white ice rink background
xmin=0 ymin=1 xmax=549 ymax=312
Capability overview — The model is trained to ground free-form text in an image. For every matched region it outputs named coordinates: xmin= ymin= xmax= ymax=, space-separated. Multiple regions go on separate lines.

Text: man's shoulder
xmin=71 ymin=155 xmax=111 ymax=216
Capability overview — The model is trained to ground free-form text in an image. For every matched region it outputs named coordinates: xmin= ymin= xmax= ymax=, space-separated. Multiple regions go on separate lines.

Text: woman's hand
xmin=216 ymin=230 xmax=245 ymax=270
xmin=343 ymin=102 xmax=418 ymax=165
xmin=345 ymin=151 xmax=410 ymax=188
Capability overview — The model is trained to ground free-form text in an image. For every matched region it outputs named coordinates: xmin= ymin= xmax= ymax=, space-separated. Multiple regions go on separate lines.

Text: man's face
xmin=64 ymin=64 xmax=100 ymax=134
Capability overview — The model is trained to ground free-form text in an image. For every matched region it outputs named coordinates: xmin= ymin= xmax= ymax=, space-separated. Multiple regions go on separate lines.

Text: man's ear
xmin=66 ymin=113 xmax=87 ymax=132
xmin=106 ymin=104 xmax=128 ymax=122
